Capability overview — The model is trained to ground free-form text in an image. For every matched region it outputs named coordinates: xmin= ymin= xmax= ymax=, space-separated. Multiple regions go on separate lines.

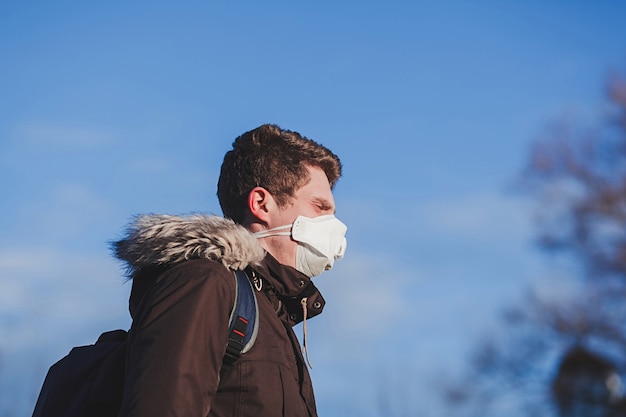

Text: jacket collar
xmin=252 ymin=253 xmax=326 ymax=324
xmin=112 ymin=214 xmax=266 ymax=278
xmin=253 ymin=253 xmax=311 ymax=298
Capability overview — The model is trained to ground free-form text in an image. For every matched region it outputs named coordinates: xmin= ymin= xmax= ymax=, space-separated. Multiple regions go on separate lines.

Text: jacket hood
xmin=112 ymin=214 xmax=266 ymax=278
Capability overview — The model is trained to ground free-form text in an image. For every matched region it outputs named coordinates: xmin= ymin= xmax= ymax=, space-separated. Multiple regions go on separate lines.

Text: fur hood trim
xmin=112 ymin=214 xmax=266 ymax=277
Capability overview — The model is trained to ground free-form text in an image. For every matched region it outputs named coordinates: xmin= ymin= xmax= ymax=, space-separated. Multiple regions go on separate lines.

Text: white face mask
xmin=253 ymin=214 xmax=348 ymax=277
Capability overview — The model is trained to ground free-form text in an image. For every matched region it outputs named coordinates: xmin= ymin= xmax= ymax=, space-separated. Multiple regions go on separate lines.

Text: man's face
xmin=264 ymin=165 xmax=336 ymax=269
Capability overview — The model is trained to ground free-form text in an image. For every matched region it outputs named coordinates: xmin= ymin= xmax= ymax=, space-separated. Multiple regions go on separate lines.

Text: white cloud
xmin=316 ymin=252 xmax=414 ymax=339
xmin=11 ymin=121 xmax=122 ymax=149
xmin=415 ymin=191 xmax=534 ymax=244
xmin=49 ymin=182 xmax=114 ymax=215
xmin=0 ymin=247 xmax=131 ymax=353
xmin=6 ymin=180 xmax=117 ymax=246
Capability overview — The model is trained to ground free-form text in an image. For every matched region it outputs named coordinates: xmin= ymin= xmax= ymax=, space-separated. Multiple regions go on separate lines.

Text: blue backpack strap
xmin=222 ymin=269 xmax=258 ymax=374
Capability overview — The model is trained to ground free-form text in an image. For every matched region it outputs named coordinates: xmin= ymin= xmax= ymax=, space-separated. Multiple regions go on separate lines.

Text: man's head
xmin=218 ymin=124 xmax=344 ymax=273
xmin=218 ymin=124 xmax=342 ymax=224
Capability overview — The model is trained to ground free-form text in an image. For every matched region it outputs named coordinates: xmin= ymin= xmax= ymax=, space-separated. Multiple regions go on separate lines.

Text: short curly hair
xmin=217 ymin=124 xmax=342 ymax=223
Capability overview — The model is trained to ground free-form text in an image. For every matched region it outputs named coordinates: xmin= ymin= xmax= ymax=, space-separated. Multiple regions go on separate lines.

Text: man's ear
xmin=247 ymin=187 xmax=273 ymax=224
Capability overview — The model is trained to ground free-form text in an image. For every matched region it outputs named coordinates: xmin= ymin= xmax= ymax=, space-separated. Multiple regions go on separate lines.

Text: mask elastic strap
xmin=253 ymin=224 xmax=292 ymax=239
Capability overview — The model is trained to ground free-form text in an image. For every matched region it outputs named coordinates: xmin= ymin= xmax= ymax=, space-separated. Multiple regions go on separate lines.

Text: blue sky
xmin=2 ymin=1 xmax=626 ymax=416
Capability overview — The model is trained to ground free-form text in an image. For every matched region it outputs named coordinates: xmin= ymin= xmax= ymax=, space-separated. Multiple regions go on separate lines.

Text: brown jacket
xmin=113 ymin=214 xmax=326 ymax=417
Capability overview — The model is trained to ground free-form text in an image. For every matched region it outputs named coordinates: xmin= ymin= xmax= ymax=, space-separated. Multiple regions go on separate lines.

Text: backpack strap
xmin=221 ymin=269 xmax=258 ymax=375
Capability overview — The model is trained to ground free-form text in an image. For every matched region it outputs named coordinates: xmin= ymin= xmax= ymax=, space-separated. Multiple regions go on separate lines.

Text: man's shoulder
xmin=132 ymin=259 xmax=238 ymax=319
xmin=161 ymin=259 xmax=236 ymax=288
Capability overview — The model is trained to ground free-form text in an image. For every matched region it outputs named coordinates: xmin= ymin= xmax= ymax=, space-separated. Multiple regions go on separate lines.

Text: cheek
xmin=293 ymin=205 xmax=320 ymax=220
xmin=277 ymin=206 xmax=306 ymax=224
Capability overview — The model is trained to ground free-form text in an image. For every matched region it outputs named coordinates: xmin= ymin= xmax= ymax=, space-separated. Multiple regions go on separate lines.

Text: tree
xmin=444 ymin=70 xmax=626 ymax=417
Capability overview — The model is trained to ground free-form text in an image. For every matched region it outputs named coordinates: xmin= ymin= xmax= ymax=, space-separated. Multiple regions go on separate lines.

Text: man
xmin=113 ymin=124 xmax=347 ymax=416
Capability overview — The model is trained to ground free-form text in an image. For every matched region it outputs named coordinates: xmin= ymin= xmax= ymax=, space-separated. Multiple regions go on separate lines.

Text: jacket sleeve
xmin=118 ymin=260 xmax=235 ymax=417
